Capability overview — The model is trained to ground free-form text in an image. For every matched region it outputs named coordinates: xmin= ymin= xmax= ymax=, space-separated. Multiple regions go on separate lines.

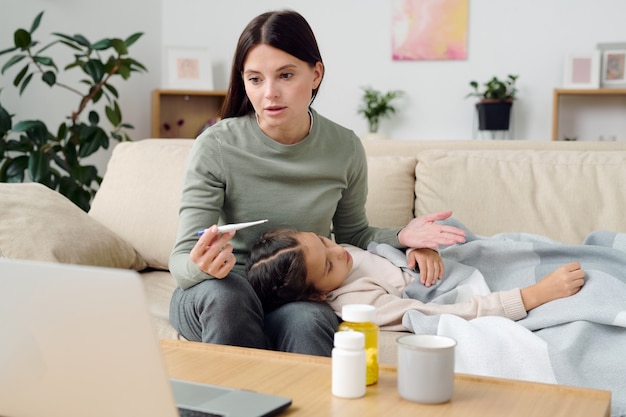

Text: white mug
xmin=397 ymin=334 xmax=456 ymax=404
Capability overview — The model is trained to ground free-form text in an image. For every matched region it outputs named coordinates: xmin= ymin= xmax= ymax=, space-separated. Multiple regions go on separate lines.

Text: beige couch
xmin=2 ymin=138 xmax=625 ymax=365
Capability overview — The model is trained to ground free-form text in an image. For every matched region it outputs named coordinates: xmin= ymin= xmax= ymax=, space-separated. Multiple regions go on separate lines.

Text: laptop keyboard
xmin=178 ymin=407 xmax=224 ymax=417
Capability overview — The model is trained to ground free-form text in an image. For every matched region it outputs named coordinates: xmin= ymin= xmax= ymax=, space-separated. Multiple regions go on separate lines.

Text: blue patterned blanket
xmin=369 ymin=219 xmax=626 ymax=417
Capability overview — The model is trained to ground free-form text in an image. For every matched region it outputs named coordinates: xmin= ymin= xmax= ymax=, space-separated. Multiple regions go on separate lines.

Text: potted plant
xmin=0 ymin=11 xmax=146 ymax=211
xmin=466 ymin=75 xmax=518 ymax=131
xmin=358 ymin=86 xmax=404 ymax=137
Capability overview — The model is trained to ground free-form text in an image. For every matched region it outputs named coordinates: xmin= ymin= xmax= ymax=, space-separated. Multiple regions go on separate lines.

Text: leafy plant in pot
xmin=358 ymin=86 xmax=404 ymax=137
xmin=0 ymin=11 xmax=146 ymax=211
xmin=466 ymin=75 xmax=518 ymax=131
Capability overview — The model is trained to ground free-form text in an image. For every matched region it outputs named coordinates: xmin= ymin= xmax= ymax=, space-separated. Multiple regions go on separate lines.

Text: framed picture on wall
xmin=562 ymin=52 xmax=600 ymax=89
xmin=165 ymin=47 xmax=214 ymax=90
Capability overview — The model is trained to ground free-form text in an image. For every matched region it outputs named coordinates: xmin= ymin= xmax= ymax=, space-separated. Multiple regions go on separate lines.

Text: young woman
xmin=246 ymin=229 xmax=586 ymax=330
xmin=168 ymin=10 xmax=466 ymax=355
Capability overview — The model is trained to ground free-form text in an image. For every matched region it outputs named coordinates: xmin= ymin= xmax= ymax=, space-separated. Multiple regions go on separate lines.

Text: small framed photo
xmin=562 ymin=52 xmax=600 ymax=89
xmin=597 ymin=42 xmax=626 ymax=88
xmin=601 ymin=50 xmax=626 ymax=87
xmin=165 ymin=47 xmax=214 ymax=90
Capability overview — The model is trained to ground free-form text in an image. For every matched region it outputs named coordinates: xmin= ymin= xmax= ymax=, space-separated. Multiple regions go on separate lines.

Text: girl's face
xmin=242 ymin=44 xmax=323 ymax=144
xmin=296 ymin=232 xmax=353 ymax=295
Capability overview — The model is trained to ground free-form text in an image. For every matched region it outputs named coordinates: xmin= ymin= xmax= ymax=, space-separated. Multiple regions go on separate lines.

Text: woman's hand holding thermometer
xmin=191 ymin=220 xmax=267 ymax=279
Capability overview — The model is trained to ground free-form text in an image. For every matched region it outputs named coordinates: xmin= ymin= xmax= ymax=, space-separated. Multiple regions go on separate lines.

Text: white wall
xmin=163 ymin=0 xmax=626 ymax=141
xmin=3 ymin=1 xmax=626 ymax=178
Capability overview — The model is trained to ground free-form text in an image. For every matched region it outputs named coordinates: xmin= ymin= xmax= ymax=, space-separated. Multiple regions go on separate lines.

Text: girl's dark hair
xmin=246 ymin=229 xmax=324 ymax=312
xmin=221 ymin=10 xmax=325 ymax=118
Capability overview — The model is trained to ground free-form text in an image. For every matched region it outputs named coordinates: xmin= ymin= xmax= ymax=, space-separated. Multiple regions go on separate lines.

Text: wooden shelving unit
xmin=151 ymin=89 xmax=227 ymax=138
xmin=552 ymin=88 xmax=626 ymax=140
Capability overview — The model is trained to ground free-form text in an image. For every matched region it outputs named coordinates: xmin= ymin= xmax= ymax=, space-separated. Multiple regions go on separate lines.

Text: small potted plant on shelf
xmin=358 ymin=86 xmax=404 ymax=139
xmin=466 ymin=75 xmax=518 ymax=131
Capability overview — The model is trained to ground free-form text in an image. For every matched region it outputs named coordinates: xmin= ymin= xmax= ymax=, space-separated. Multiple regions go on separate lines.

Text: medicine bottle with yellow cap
xmin=338 ymin=304 xmax=378 ymax=385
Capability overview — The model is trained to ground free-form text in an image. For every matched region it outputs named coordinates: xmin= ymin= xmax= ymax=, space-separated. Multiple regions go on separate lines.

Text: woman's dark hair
xmin=221 ymin=10 xmax=325 ymax=118
xmin=246 ymin=229 xmax=324 ymax=312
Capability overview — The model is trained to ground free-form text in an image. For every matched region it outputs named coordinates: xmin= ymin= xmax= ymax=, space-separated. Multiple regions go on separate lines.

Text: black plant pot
xmin=476 ymin=101 xmax=513 ymax=131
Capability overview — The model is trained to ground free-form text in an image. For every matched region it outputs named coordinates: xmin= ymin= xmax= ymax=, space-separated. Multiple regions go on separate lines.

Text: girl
xmin=246 ymin=229 xmax=585 ymax=330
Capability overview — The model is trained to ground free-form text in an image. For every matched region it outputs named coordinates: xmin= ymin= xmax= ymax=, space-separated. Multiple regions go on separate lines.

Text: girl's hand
xmin=398 ymin=211 xmax=466 ymax=250
xmin=521 ymin=262 xmax=585 ymax=311
xmin=407 ymin=248 xmax=444 ymax=287
xmin=189 ymin=225 xmax=236 ymax=279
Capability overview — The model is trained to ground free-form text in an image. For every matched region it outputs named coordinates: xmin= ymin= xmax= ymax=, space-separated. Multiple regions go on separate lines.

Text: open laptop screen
xmin=0 ymin=259 xmax=290 ymax=417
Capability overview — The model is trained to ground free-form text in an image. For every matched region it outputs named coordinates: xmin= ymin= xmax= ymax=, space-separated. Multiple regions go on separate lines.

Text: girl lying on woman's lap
xmin=246 ymin=229 xmax=585 ymax=330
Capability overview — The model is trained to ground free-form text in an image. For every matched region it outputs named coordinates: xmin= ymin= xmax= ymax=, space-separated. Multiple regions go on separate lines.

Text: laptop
xmin=0 ymin=258 xmax=291 ymax=417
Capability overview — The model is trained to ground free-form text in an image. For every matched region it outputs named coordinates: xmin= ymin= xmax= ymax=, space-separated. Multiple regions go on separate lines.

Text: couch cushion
xmin=366 ymin=156 xmax=417 ymax=228
xmin=89 ymin=139 xmax=194 ymax=270
xmin=140 ymin=270 xmax=181 ymax=340
xmin=414 ymin=149 xmax=626 ymax=244
xmin=0 ymin=183 xmax=147 ymax=269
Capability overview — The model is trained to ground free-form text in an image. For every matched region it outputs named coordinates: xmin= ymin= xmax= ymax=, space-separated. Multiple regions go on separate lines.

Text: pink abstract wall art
xmin=392 ymin=0 xmax=469 ymax=61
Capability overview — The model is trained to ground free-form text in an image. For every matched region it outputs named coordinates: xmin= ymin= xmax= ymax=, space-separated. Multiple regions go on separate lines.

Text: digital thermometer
xmin=197 ymin=219 xmax=268 ymax=236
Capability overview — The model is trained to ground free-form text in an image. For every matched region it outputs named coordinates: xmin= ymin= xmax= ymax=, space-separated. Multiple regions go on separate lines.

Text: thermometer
xmin=197 ymin=219 xmax=268 ymax=236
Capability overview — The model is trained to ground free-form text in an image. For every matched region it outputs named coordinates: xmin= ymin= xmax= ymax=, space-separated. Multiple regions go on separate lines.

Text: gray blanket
xmin=368 ymin=219 xmax=626 ymax=417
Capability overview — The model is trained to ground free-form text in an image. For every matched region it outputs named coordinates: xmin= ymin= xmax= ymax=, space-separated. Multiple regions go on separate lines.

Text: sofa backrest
xmin=89 ymin=139 xmax=194 ymax=270
xmin=90 ymin=138 xmax=626 ymax=271
xmin=363 ymin=139 xmax=626 ymax=244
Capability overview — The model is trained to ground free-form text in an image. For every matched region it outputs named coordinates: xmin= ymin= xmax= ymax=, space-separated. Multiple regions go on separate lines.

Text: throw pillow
xmin=0 ymin=183 xmax=147 ymax=270
xmin=414 ymin=149 xmax=626 ymax=244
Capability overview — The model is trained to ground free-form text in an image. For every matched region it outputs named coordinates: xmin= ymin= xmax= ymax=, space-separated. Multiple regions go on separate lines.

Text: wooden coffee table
xmin=160 ymin=340 xmax=610 ymax=417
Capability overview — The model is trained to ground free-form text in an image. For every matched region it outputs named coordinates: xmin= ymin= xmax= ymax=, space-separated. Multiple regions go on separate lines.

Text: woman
xmin=168 ymin=9 xmax=466 ymax=356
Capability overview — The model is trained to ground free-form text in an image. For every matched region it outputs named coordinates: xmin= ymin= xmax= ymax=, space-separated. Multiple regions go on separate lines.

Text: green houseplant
xmin=466 ymin=74 xmax=518 ymax=131
xmin=358 ymin=86 xmax=404 ymax=134
xmin=0 ymin=11 xmax=146 ymax=211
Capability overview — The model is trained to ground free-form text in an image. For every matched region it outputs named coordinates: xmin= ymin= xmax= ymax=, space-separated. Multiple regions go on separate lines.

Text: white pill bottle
xmin=331 ymin=331 xmax=366 ymax=398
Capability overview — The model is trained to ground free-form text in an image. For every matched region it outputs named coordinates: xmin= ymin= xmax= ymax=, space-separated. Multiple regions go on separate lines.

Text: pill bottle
xmin=338 ymin=304 xmax=379 ymax=385
xmin=332 ymin=331 xmax=366 ymax=398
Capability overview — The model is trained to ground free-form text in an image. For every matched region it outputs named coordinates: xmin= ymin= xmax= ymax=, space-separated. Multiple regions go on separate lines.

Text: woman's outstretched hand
xmin=190 ymin=225 xmax=237 ymax=279
xmin=398 ymin=210 xmax=466 ymax=250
